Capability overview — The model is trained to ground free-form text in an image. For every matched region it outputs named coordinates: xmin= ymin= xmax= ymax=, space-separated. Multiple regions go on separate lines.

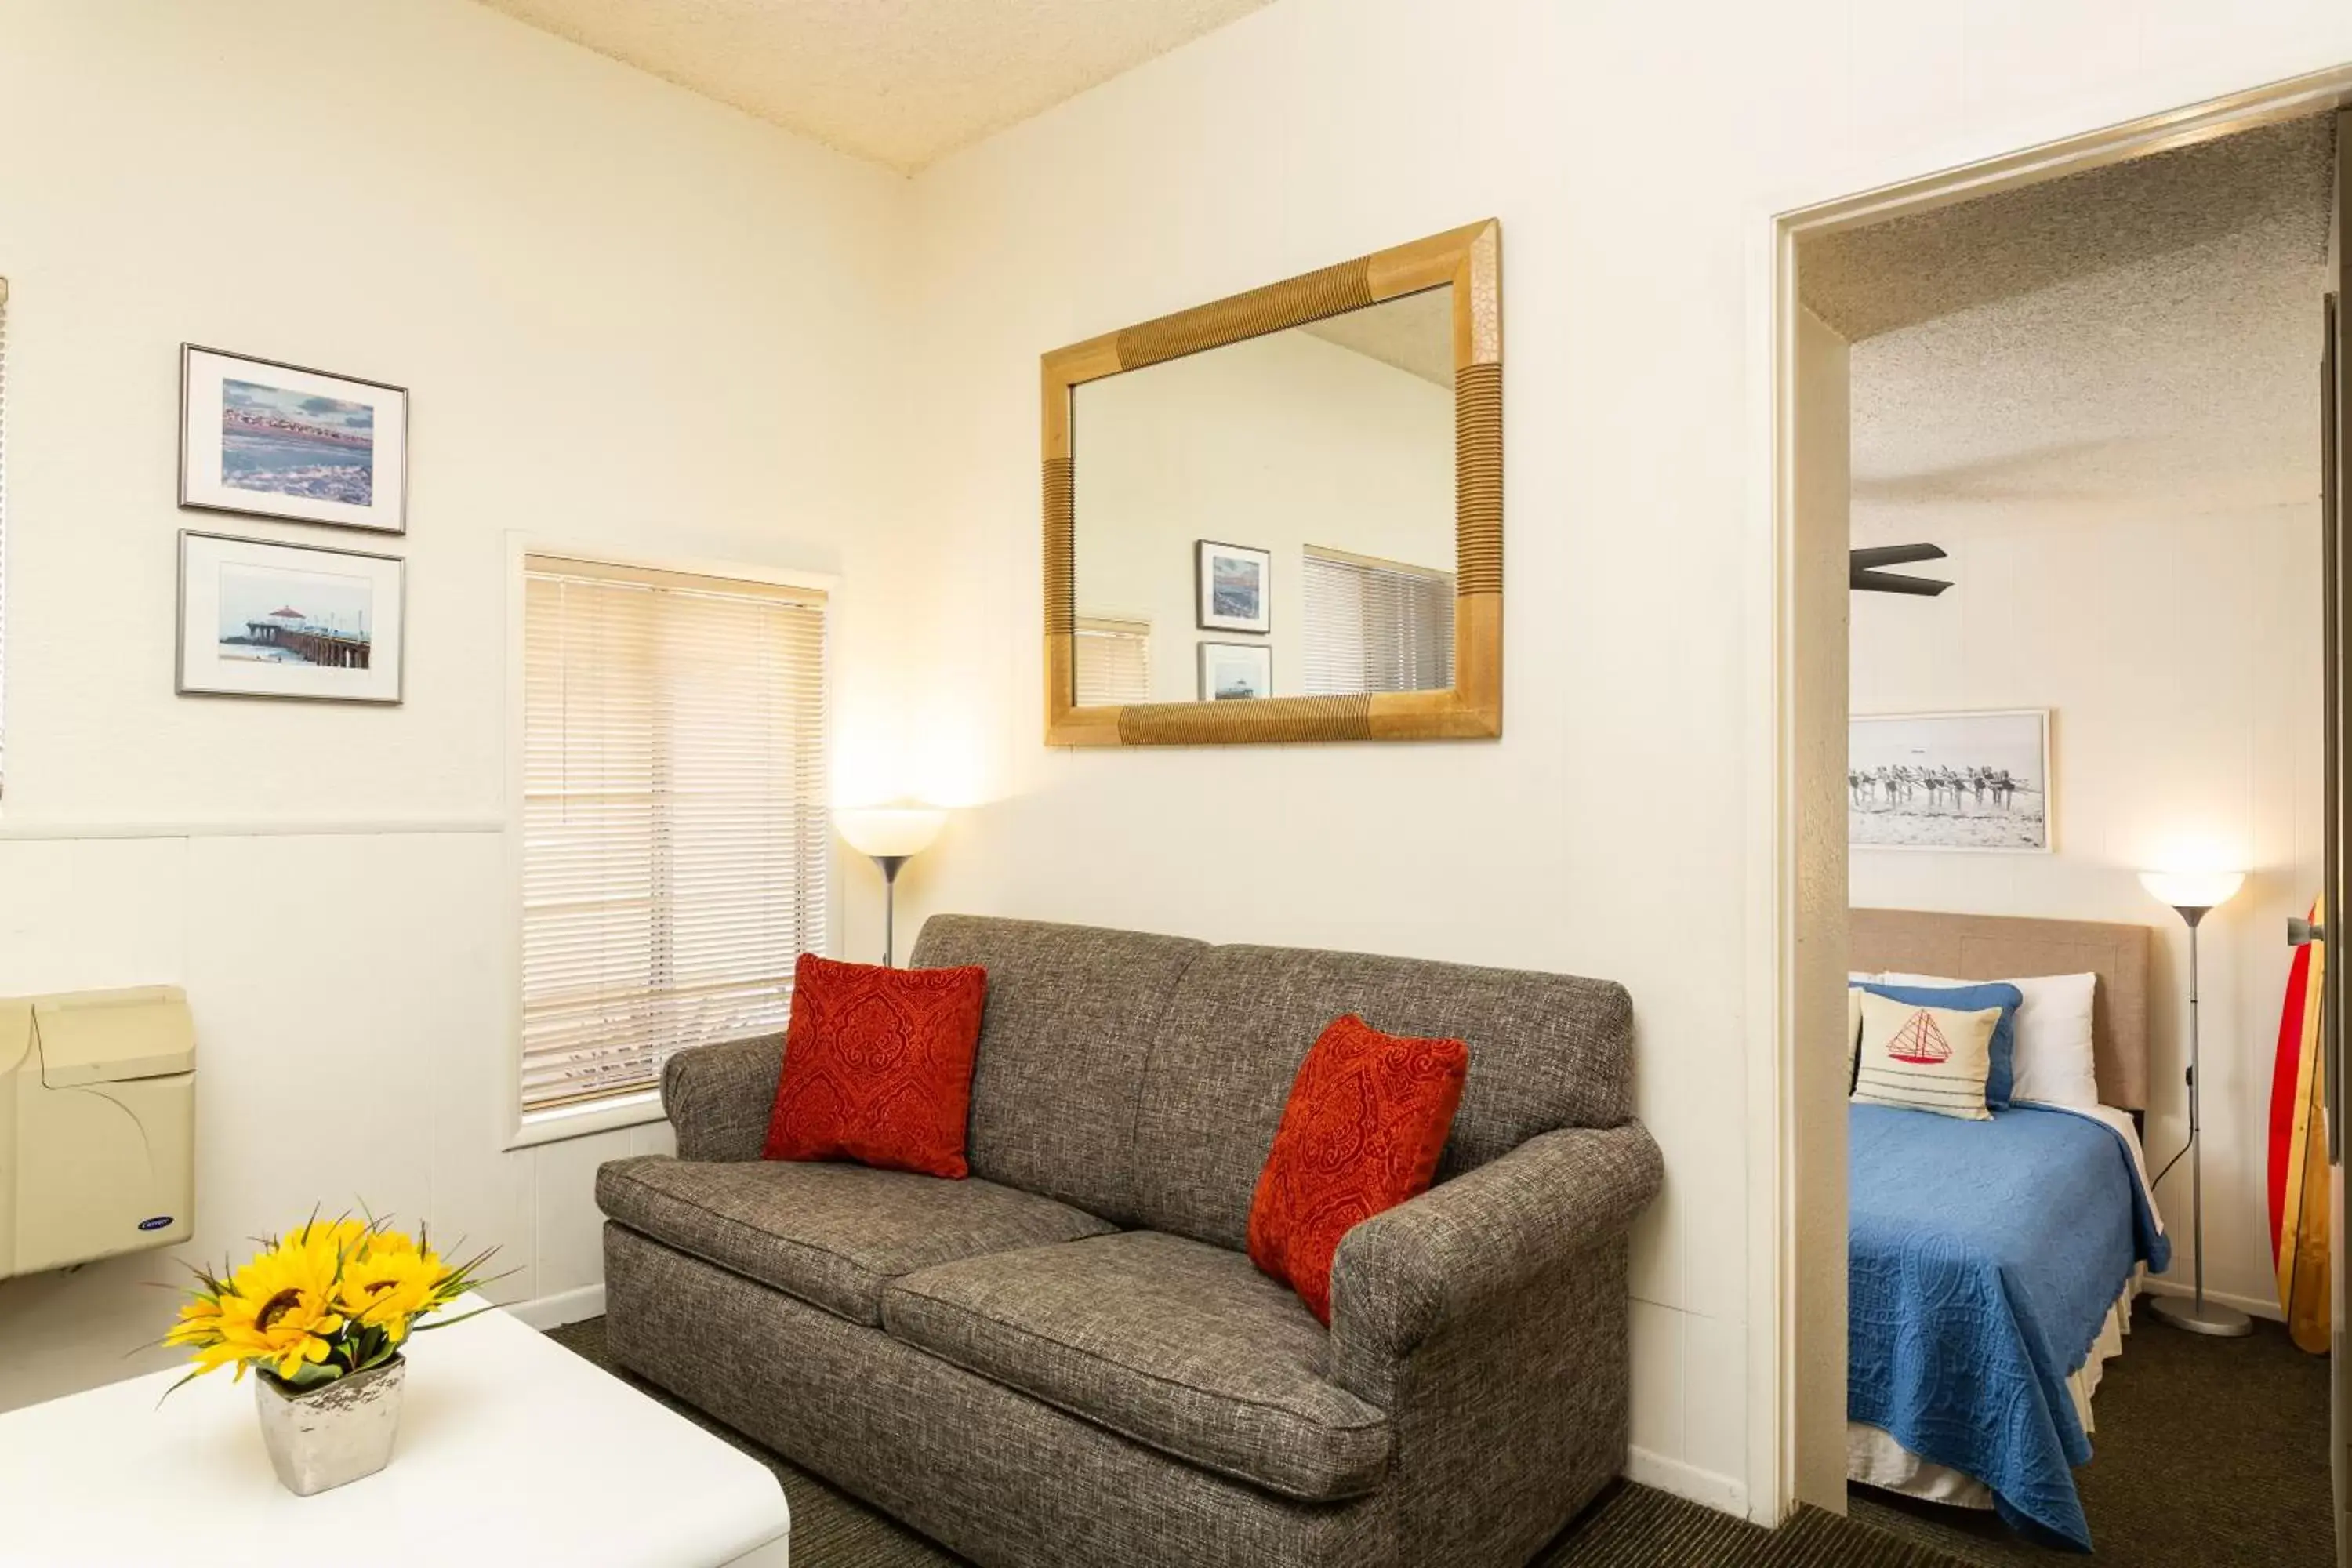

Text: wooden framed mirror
xmin=1042 ymin=220 xmax=1501 ymax=746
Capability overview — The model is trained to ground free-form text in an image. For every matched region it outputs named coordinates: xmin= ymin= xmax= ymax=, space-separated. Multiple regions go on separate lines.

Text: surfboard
xmin=2270 ymin=895 xmax=2329 ymax=1352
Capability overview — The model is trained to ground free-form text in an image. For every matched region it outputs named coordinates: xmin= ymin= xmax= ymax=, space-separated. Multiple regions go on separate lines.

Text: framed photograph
xmin=180 ymin=345 xmax=408 ymax=533
xmin=1849 ymin=709 xmax=2051 ymax=852
xmin=1195 ymin=539 xmax=1271 ymax=633
xmin=178 ymin=532 xmax=405 ymax=704
xmin=1199 ymin=641 xmax=1273 ymax=702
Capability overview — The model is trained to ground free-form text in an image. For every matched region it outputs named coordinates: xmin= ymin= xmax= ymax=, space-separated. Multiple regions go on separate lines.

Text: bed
xmin=1846 ymin=908 xmax=2171 ymax=1551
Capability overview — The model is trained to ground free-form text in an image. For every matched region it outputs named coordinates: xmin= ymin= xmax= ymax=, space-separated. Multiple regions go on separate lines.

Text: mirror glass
xmin=1069 ymin=285 xmax=1457 ymax=706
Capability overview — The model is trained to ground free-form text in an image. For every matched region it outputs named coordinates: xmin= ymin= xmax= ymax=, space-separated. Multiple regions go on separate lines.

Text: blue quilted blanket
xmin=1849 ymin=1103 xmax=2171 ymax=1551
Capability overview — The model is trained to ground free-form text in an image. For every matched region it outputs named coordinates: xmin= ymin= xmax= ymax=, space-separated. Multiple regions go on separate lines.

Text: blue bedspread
xmin=1849 ymin=1103 xmax=2170 ymax=1551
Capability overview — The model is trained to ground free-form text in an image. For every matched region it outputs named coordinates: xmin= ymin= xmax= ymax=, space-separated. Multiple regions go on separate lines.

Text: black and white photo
xmin=1849 ymin=709 xmax=2050 ymax=851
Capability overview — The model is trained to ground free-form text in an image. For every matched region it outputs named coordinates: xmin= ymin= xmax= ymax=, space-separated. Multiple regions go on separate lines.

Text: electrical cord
xmin=2149 ymin=1137 xmax=2190 ymax=1189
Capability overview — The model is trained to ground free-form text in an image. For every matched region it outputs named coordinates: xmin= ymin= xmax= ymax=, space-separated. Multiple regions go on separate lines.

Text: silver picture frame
xmin=176 ymin=531 xmax=407 ymax=705
xmin=179 ymin=344 xmax=409 ymax=535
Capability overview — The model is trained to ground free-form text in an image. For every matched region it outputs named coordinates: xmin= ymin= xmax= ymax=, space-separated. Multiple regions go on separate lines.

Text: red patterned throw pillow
xmin=1246 ymin=1014 xmax=1469 ymax=1323
xmin=761 ymin=953 xmax=989 ymax=1179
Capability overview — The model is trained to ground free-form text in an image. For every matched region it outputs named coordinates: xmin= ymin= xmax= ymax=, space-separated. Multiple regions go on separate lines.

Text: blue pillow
xmin=1857 ymin=980 xmax=2024 ymax=1109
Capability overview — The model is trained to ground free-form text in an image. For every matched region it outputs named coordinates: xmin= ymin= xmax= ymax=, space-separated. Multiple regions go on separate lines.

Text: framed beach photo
xmin=1199 ymin=641 xmax=1273 ymax=702
xmin=1195 ymin=539 xmax=1271 ymax=633
xmin=180 ymin=346 xmax=408 ymax=533
xmin=178 ymin=532 xmax=405 ymax=704
xmin=1849 ymin=708 xmax=2052 ymax=853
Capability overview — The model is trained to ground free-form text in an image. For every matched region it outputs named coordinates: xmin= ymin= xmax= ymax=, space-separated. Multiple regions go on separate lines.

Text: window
xmin=1301 ymin=546 xmax=1455 ymax=695
xmin=519 ymin=554 xmax=828 ymax=1125
xmin=1073 ymin=614 xmax=1152 ymax=706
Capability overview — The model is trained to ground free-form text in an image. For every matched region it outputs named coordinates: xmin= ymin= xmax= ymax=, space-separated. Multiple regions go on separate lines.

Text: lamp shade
xmin=2140 ymin=869 xmax=2245 ymax=912
xmin=836 ymin=806 xmax=947 ymax=860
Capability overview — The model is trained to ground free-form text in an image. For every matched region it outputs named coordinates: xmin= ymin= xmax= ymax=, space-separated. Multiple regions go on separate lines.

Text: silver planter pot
xmin=252 ymin=1355 xmax=406 ymax=1497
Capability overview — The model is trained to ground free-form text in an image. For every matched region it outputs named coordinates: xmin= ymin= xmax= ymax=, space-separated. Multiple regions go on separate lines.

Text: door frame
xmin=1748 ymin=62 xmax=2352 ymax=1526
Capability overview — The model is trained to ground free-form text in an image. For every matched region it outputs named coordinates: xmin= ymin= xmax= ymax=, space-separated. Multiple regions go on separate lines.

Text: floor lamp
xmin=837 ymin=807 xmax=947 ymax=967
xmin=2140 ymin=868 xmax=2251 ymax=1338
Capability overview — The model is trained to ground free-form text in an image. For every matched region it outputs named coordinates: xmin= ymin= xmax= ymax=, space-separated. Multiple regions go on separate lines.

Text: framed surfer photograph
xmin=1199 ymin=641 xmax=1273 ymax=702
xmin=180 ymin=345 xmax=408 ymax=533
xmin=1849 ymin=708 xmax=2051 ymax=853
xmin=1195 ymin=539 xmax=1271 ymax=633
xmin=177 ymin=532 xmax=405 ymax=704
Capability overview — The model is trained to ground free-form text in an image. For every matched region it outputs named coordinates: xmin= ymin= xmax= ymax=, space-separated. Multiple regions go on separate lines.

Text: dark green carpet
xmin=546 ymin=1316 xmax=1968 ymax=1566
xmin=1849 ymin=1313 xmax=2332 ymax=1566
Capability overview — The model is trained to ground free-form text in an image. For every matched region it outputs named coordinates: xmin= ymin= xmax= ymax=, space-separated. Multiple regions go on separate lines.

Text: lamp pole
xmin=873 ymin=855 xmax=908 ymax=967
xmin=2148 ymin=896 xmax=2253 ymax=1337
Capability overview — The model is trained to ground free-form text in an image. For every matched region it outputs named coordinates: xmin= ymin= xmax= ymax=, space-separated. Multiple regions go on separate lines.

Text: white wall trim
xmin=0 ymin=817 xmax=507 ymax=840
xmin=1627 ymin=1447 xmax=1749 ymax=1517
xmin=505 ymin=1282 xmax=606 ymax=1332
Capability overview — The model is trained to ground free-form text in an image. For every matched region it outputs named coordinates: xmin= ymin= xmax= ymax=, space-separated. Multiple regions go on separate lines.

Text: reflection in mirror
xmin=1069 ymin=285 xmax=1457 ymax=706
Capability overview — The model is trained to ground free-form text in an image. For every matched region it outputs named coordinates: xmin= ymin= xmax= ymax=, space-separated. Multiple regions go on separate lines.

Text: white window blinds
xmin=1301 ymin=547 xmax=1455 ymax=695
xmin=1073 ymin=615 xmax=1152 ymax=706
xmin=521 ymin=555 xmax=828 ymax=1116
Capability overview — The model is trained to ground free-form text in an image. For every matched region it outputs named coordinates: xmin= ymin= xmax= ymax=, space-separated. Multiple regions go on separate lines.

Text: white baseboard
xmin=2136 ymin=1276 xmax=2283 ymax=1323
xmin=1625 ymin=1446 xmax=1747 ymax=1516
xmin=506 ymin=1282 xmax=605 ymax=1330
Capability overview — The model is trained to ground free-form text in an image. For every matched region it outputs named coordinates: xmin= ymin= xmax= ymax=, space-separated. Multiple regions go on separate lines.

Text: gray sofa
xmin=596 ymin=915 xmax=1661 ymax=1568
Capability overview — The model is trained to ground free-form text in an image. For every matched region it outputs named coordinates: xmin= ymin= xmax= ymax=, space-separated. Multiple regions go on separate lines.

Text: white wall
xmin=1850 ymin=497 xmax=2323 ymax=1316
xmin=1074 ymin=326 xmax=1453 ymax=700
xmin=0 ymin=0 xmax=907 ymax=1410
xmin=887 ymin=0 xmax=2352 ymax=1517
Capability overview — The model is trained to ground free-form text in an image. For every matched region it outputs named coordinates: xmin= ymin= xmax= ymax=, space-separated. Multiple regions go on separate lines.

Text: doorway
xmin=1766 ymin=69 xmax=2352 ymax=1565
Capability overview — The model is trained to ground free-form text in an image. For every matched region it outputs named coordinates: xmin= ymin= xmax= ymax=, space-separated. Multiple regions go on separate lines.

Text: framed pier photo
xmin=180 ymin=346 xmax=408 ymax=534
xmin=177 ymin=532 xmax=405 ymax=704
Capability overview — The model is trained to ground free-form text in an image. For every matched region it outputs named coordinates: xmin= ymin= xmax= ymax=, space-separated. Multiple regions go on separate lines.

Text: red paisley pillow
xmin=1246 ymin=1014 xmax=1468 ymax=1323
xmin=762 ymin=953 xmax=989 ymax=1178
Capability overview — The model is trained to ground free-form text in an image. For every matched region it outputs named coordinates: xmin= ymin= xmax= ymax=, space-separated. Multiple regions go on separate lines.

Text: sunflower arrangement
xmin=163 ymin=1214 xmax=497 ymax=1394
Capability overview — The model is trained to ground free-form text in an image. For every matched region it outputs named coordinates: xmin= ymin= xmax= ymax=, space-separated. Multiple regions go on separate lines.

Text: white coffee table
xmin=0 ymin=1295 xmax=789 ymax=1566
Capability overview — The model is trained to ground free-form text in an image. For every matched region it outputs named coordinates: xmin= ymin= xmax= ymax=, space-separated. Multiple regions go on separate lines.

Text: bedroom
xmin=1803 ymin=112 xmax=2340 ymax=1561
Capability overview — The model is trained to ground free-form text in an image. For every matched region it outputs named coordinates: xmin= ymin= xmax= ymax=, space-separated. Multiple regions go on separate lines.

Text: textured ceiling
xmin=1803 ymin=115 xmax=2333 ymax=343
xmin=1816 ymin=115 xmax=2334 ymax=532
xmin=474 ymin=0 xmax=1276 ymax=172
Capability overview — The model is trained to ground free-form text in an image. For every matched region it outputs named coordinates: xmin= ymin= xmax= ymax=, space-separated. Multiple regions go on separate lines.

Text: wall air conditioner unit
xmin=0 ymin=987 xmax=195 ymax=1280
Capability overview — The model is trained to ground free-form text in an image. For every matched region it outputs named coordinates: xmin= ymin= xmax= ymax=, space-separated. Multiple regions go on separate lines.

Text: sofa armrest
xmin=659 ymin=1034 xmax=785 ymax=1162
xmin=1325 ymin=1122 xmax=1663 ymax=1406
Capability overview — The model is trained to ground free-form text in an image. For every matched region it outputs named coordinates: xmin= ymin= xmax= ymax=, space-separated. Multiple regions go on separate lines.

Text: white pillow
xmin=1880 ymin=970 xmax=2100 ymax=1109
xmin=1851 ymin=990 xmax=1999 ymax=1120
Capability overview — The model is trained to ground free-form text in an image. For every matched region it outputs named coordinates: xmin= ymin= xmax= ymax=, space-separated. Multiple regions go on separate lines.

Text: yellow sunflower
xmin=162 ymin=1291 xmax=238 ymax=1373
xmin=336 ymin=1235 xmax=450 ymax=1341
xmin=214 ymin=1238 xmax=348 ymax=1381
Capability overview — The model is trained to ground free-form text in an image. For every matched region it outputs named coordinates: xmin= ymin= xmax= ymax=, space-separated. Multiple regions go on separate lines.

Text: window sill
xmin=505 ymin=1090 xmax=665 ymax=1152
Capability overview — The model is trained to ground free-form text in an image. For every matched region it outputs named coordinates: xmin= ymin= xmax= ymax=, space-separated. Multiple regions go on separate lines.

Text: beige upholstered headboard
xmin=1849 ymin=908 xmax=2153 ymax=1112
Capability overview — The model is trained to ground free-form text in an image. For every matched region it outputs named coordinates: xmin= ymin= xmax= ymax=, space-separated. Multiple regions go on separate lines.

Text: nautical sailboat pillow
xmin=1850 ymin=990 xmax=2002 ymax=1121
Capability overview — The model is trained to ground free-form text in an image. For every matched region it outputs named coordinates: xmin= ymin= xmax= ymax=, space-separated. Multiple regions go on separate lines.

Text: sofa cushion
xmin=763 ymin=953 xmax=989 ymax=1178
xmin=1248 ymin=1015 xmax=1467 ymax=1323
xmin=596 ymin=1155 xmax=1115 ymax=1327
xmin=909 ymin=916 xmax=1206 ymax=1225
xmin=882 ymin=1230 xmax=1392 ymax=1502
xmin=1131 ymin=944 xmax=1635 ymax=1249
